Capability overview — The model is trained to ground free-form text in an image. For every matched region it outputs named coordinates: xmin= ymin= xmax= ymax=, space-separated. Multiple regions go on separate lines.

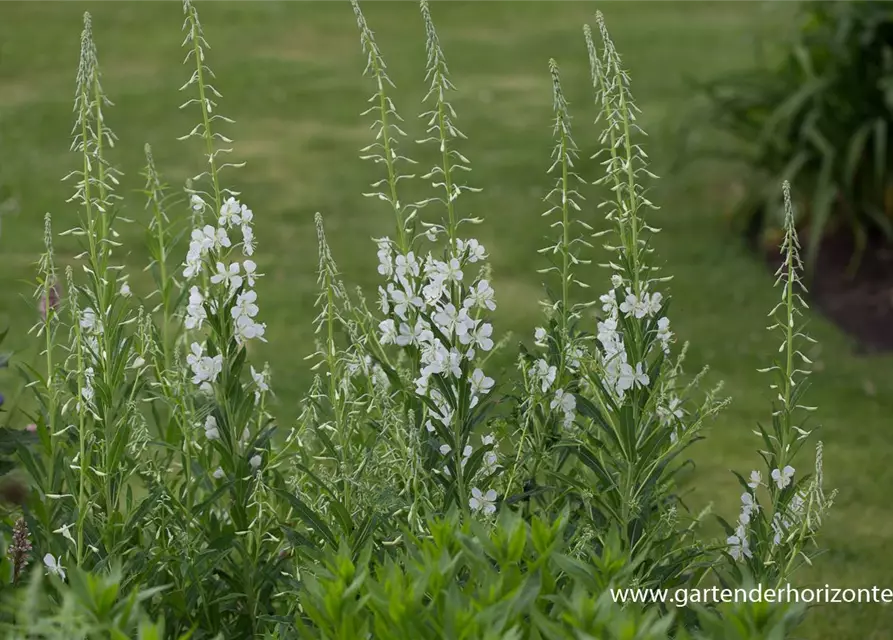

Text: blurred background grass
xmin=0 ymin=2 xmax=891 ymax=637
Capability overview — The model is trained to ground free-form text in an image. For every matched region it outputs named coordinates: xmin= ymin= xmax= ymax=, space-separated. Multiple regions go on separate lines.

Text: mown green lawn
xmin=1 ymin=2 xmax=891 ymax=637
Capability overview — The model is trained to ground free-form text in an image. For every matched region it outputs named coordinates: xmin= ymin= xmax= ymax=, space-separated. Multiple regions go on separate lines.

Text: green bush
xmin=695 ymin=1 xmax=893 ymax=271
xmin=0 ymin=1 xmax=832 ymax=638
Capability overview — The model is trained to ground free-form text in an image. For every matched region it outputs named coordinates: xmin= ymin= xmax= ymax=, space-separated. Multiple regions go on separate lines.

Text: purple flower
xmin=38 ymin=281 xmax=62 ymax=321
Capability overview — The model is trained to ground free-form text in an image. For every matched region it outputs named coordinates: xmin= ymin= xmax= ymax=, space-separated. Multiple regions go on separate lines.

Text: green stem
xmin=190 ymin=14 xmax=222 ymax=213
xmin=370 ymin=54 xmax=407 ymax=252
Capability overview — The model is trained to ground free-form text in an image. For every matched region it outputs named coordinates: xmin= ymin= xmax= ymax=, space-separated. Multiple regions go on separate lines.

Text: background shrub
xmin=694 ymin=1 xmax=893 ymax=271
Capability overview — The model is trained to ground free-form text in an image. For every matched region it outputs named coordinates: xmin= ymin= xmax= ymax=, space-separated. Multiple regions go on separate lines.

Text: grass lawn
xmin=1 ymin=2 xmax=891 ymax=637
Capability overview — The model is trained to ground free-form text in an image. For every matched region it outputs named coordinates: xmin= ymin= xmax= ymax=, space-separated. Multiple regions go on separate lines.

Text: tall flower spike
xmin=64 ymin=11 xmax=123 ymax=278
xmin=313 ymin=212 xmax=349 ymax=340
xmin=538 ymin=59 xmax=592 ymax=334
xmin=417 ymin=0 xmax=481 ymax=247
xmin=352 ymin=0 xmax=417 ymax=252
xmin=587 ymin=15 xmax=660 ymax=295
xmin=179 ymin=0 xmax=243 ymax=213
xmin=760 ymin=182 xmax=817 ymax=457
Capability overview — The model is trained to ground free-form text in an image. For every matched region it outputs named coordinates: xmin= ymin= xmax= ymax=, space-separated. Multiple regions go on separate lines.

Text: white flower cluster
xmin=728 ymin=490 xmax=758 ymax=561
xmin=187 ymin=342 xmax=222 ymax=391
xmin=768 ymin=465 xmax=801 ymax=546
xmin=376 ymin=237 xmax=496 ymax=413
xmin=79 ymin=307 xmax=101 ymax=358
xmin=550 ymin=388 xmax=576 ymax=429
xmin=182 ymin=196 xmax=266 ymax=356
xmin=771 ymin=490 xmax=805 ymax=546
xmin=727 ymin=465 xmax=803 ymax=560
xmin=657 ymin=396 xmax=685 ymax=443
xmin=596 ymin=276 xmax=670 ymax=400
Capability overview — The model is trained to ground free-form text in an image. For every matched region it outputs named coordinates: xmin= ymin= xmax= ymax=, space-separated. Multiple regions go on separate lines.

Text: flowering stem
xmin=559 ymin=122 xmax=571 ymax=367
xmin=372 ymin=55 xmax=407 ymax=253
xmin=188 ymin=9 xmax=222 ymax=213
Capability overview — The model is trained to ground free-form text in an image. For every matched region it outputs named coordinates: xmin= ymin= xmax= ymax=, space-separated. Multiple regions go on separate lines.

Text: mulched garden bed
xmin=765 ymin=233 xmax=893 ymax=354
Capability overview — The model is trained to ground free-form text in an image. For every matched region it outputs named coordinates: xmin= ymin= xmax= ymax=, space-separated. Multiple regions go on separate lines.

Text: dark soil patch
xmin=764 ymin=233 xmax=893 ymax=354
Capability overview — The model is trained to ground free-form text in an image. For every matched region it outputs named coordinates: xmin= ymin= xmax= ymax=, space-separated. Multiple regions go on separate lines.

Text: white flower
xmin=439 ymin=444 xmax=452 ymax=455
xmin=250 ymin=454 xmax=262 ymax=470
xmin=219 ymin=197 xmax=243 ymax=227
xmin=241 ymin=224 xmax=255 ymax=256
xmin=551 ymin=388 xmax=577 ymax=429
xmin=772 ymin=513 xmax=785 ymax=545
xmin=379 ymin=319 xmax=398 ymax=345
xmin=534 ymin=327 xmax=548 ymax=347
xmin=80 ymin=307 xmax=97 ymax=332
xmin=435 ymin=258 xmax=463 ymax=283
xmin=656 ymin=316 xmax=672 ymax=353
xmin=213 ymin=467 xmax=225 ymax=479
xmin=43 ymin=554 xmax=66 ymax=580
xmin=533 ymin=359 xmax=557 ymax=393
xmin=460 ymin=320 xmax=494 ymax=355
xmin=619 ymin=291 xmax=641 ymax=318
xmin=80 ymin=367 xmax=95 ymax=405
xmin=463 ymin=279 xmax=496 ymax=311
xmin=457 ymin=238 xmax=487 ymax=263
xmin=191 ymin=226 xmax=216 ymax=252
xmin=239 ymin=203 xmax=254 ymax=225
xmin=242 ymin=259 xmax=260 ymax=287
xmin=388 ymin=282 xmax=423 ymax=320
xmin=771 ymin=465 xmax=795 ymax=490
xmin=422 ymin=277 xmax=447 ymax=307
xmin=470 ymin=368 xmax=495 ymax=396
xmin=482 ymin=450 xmax=498 ymax=475
xmin=551 ymin=388 xmax=576 ymax=414
xmin=211 ymin=261 xmax=243 ymax=292
xmin=617 ymin=361 xmax=649 ymax=393
xmin=469 ymin=487 xmax=497 ymax=515
xmin=394 ymin=251 xmax=420 ymax=283
xmin=235 ymin=316 xmax=266 ymax=343
xmin=741 ymin=492 xmax=759 ymax=514
xmin=54 ymin=523 xmax=76 ymax=546
xmin=727 ymin=535 xmax=751 ymax=561
xmin=377 ymin=239 xmax=393 ymax=277
xmin=446 ymin=348 xmax=463 ymax=378
xmin=747 ymin=470 xmax=762 ymax=489
xmin=420 ymin=339 xmax=450 ymax=377
xmin=187 ymin=342 xmax=223 ymax=386
xmin=251 ymin=365 xmax=269 ymax=402
xmin=611 ymin=273 xmax=623 ymax=288
xmin=643 ymin=291 xmax=663 ymax=316
xmin=565 ymin=343 xmax=584 ymax=370
xmin=185 ymin=286 xmax=207 ymax=330
xmin=376 ymin=286 xmax=390 ymax=315
xmin=433 ymin=303 xmax=473 ymax=338
xmin=120 ymin=282 xmax=131 ymax=297
xmin=396 ymin=319 xmax=433 ymax=347
xmin=600 ymin=291 xmax=618 ymax=315
xmin=184 ymin=246 xmax=203 ymax=279
xmin=190 ymin=193 xmax=206 ymax=212
xmin=204 ymin=415 xmax=220 ymax=440
xmin=214 ymin=226 xmax=231 ymax=249
xmin=415 ymin=375 xmax=431 ymax=397
xmin=482 ymin=433 xmax=496 ymax=447
xmin=232 ymin=290 xmax=259 ymax=322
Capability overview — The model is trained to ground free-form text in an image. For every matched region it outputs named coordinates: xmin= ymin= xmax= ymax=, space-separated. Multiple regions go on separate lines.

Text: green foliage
xmin=0 ymin=2 xmax=832 ymax=638
xmin=0 ymin=566 xmax=190 ymax=640
xmin=290 ymin=511 xmax=675 ymax=640
xmin=695 ymin=1 xmax=893 ymax=271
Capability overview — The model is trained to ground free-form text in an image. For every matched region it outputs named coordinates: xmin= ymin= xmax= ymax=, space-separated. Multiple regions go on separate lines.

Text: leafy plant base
xmin=765 ymin=233 xmax=893 ymax=354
